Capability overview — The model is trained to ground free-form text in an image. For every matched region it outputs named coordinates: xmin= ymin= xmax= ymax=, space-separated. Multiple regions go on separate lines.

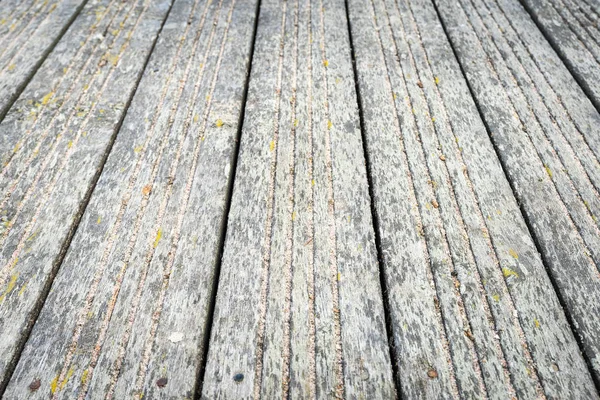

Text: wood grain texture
xmin=0 ymin=0 xmax=173 ymax=394
xmin=435 ymin=0 xmax=600 ymax=390
xmin=0 ymin=0 xmax=88 ymax=120
xmin=349 ymin=0 xmax=598 ymax=398
xmin=3 ymin=0 xmax=259 ymax=398
xmin=201 ymin=0 xmax=396 ymax=398
xmin=520 ymin=0 xmax=600 ymax=112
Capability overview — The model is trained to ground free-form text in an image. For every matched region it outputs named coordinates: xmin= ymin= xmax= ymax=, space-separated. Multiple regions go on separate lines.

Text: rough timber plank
xmin=0 ymin=0 xmax=89 ymax=120
xmin=348 ymin=0 xmax=598 ymax=398
xmin=202 ymin=0 xmax=396 ymax=397
xmin=520 ymin=0 xmax=600 ymax=112
xmin=435 ymin=0 xmax=600 ymax=388
xmin=0 ymin=0 xmax=172 ymax=393
xmin=3 ymin=0 xmax=259 ymax=398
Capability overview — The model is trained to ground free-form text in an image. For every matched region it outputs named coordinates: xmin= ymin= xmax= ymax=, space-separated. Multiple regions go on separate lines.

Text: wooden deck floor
xmin=0 ymin=0 xmax=599 ymax=398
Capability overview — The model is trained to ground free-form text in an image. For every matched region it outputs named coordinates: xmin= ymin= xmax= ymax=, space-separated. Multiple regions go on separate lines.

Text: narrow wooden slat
xmin=3 ymin=0 xmax=260 ymax=398
xmin=520 ymin=0 xmax=600 ymax=111
xmin=0 ymin=0 xmax=89 ymax=120
xmin=201 ymin=0 xmax=396 ymax=397
xmin=0 ymin=0 xmax=173 ymax=394
xmin=349 ymin=0 xmax=598 ymax=398
xmin=435 ymin=0 xmax=600 ymax=389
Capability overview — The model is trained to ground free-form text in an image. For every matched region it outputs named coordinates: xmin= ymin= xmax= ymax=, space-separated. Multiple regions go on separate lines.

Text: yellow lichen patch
xmin=392 ymin=92 xmax=397 ymax=100
xmin=327 ymin=120 xmax=332 ymax=130
xmin=215 ymin=119 xmax=224 ymax=128
xmin=431 ymin=117 xmax=436 ymax=123
xmin=41 ymin=92 xmax=55 ymax=105
xmin=134 ymin=145 xmax=143 ymax=153
xmin=60 ymin=366 xmax=75 ymax=390
xmin=502 ymin=267 xmax=519 ymax=279
xmin=294 ymin=119 xmax=299 ymax=127
xmin=492 ymin=293 xmax=500 ymax=302
xmin=67 ymin=141 xmax=73 ymax=149
xmin=323 ymin=60 xmax=329 ymax=67
xmin=106 ymin=54 xmax=119 ymax=67
xmin=50 ymin=375 xmax=58 ymax=394
xmin=8 ymin=64 xmax=16 ymax=72
xmin=534 ymin=318 xmax=540 ymax=329
xmin=193 ymin=114 xmax=199 ymax=123
xmin=0 ymin=273 xmax=19 ymax=303
xmin=153 ymin=228 xmax=162 ymax=248
xmin=76 ymin=111 xmax=86 ymax=118
xmin=311 ymin=179 xmax=315 ymax=186
xmin=544 ymin=164 xmax=553 ymax=178
xmin=292 ymin=211 xmax=297 ymax=221
xmin=81 ymin=369 xmax=89 ymax=385
xmin=18 ymin=281 xmax=27 ymax=296
xmin=337 ymin=272 xmax=341 ymax=281
xmin=269 ymin=140 xmax=275 ymax=151
xmin=434 ymin=76 xmax=440 ymax=85
xmin=97 ymin=216 xmax=102 ymax=224
xmin=12 ymin=141 xmax=21 ymax=154
xmin=508 ymin=248 xmax=518 ymax=259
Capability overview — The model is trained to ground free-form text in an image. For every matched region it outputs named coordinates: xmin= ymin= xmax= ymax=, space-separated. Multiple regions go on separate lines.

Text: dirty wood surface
xmin=520 ymin=0 xmax=600 ymax=112
xmin=349 ymin=0 xmax=597 ymax=397
xmin=435 ymin=0 xmax=600 ymax=386
xmin=0 ymin=0 xmax=600 ymax=398
xmin=3 ymin=0 xmax=259 ymax=398
xmin=202 ymin=0 xmax=396 ymax=397
xmin=0 ymin=0 xmax=88 ymax=120
xmin=0 ymin=0 xmax=172 ymax=392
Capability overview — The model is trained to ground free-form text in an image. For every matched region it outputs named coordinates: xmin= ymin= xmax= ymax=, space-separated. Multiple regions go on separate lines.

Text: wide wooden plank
xmin=202 ymin=0 xmax=396 ymax=397
xmin=520 ymin=0 xmax=600 ymax=111
xmin=348 ymin=0 xmax=598 ymax=398
xmin=435 ymin=0 xmax=600 ymax=388
xmin=3 ymin=0 xmax=259 ymax=398
xmin=0 ymin=0 xmax=172 ymax=393
xmin=0 ymin=0 xmax=88 ymax=120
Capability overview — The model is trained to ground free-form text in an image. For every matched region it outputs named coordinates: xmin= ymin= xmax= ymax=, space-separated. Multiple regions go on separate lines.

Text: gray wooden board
xmin=202 ymin=0 xmax=396 ymax=398
xmin=435 ymin=0 xmax=600 ymax=389
xmin=348 ymin=0 xmax=598 ymax=398
xmin=520 ymin=0 xmax=600 ymax=112
xmin=0 ymin=0 xmax=172 ymax=393
xmin=3 ymin=0 xmax=259 ymax=398
xmin=0 ymin=0 xmax=89 ymax=120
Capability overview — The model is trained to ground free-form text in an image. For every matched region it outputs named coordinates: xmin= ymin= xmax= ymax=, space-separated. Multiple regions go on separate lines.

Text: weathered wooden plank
xmin=4 ymin=0 xmax=259 ymax=398
xmin=0 ymin=0 xmax=89 ymax=120
xmin=520 ymin=0 xmax=600 ymax=112
xmin=349 ymin=0 xmax=598 ymax=398
xmin=435 ymin=0 xmax=600 ymax=389
xmin=201 ymin=0 xmax=396 ymax=398
xmin=0 ymin=0 xmax=173 ymax=394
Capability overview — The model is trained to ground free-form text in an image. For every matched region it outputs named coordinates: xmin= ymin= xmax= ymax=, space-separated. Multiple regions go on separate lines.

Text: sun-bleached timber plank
xmin=4 ymin=0 xmax=259 ymax=398
xmin=0 ymin=0 xmax=89 ymax=120
xmin=435 ymin=0 xmax=600 ymax=387
xmin=0 ymin=0 xmax=172 ymax=393
xmin=520 ymin=0 xmax=600 ymax=111
xmin=202 ymin=0 xmax=396 ymax=398
xmin=348 ymin=0 xmax=598 ymax=398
